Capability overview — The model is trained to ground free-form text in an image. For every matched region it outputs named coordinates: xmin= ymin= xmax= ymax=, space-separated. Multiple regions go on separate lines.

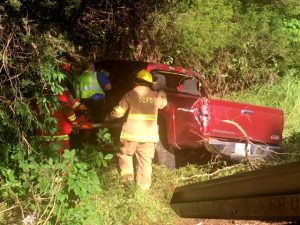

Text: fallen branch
xmin=177 ymin=164 xmax=243 ymax=182
xmin=0 ymin=204 xmax=18 ymax=214
xmin=0 ymin=64 xmax=29 ymax=85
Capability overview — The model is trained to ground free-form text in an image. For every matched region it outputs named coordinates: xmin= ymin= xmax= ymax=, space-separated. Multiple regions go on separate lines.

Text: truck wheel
xmin=155 ymin=141 xmax=176 ymax=169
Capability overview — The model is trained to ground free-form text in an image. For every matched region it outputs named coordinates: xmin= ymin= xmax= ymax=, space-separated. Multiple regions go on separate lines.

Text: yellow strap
xmin=72 ymin=101 xmax=80 ymax=109
xmin=127 ymin=114 xmax=157 ymax=121
xmin=68 ymin=114 xmax=76 ymax=121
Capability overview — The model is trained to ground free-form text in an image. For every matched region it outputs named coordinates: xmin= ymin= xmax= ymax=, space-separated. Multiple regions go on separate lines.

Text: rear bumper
xmin=207 ymin=138 xmax=282 ymax=161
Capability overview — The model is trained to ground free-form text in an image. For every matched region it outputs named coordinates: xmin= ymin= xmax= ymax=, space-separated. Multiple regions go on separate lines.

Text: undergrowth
xmin=0 ymin=134 xmax=252 ymax=225
xmin=0 ymin=129 xmax=114 ymax=225
xmin=93 ymin=161 xmax=250 ymax=225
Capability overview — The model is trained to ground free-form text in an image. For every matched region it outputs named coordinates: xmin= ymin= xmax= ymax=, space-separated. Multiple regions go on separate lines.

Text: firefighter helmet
xmin=136 ymin=70 xmax=153 ymax=83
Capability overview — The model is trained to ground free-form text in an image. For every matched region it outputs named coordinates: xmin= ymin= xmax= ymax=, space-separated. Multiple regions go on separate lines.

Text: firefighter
xmin=73 ymin=61 xmax=112 ymax=123
xmin=71 ymin=61 xmax=112 ymax=146
xmin=37 ymin=87 xmax=91 ymax=158
xmin=105 ymin=70 xmax=167 ymax=190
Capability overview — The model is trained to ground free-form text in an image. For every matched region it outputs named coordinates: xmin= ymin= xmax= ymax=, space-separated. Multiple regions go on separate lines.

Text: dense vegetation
xmin=0 ymin=0 xmax=299 ymax=224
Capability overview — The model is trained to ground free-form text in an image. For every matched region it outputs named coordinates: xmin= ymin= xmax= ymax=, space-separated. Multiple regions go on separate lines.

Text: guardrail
xmin=170 ymin=161 xmax=300 ymax=221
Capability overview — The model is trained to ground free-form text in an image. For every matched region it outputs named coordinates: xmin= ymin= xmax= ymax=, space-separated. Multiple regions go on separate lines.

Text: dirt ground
xmin=175 ymin=218 xmax=297 ymax=225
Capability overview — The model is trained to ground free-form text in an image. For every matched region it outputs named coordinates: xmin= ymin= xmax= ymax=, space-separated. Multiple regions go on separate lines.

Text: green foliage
xmin=283 ymin=0 xmax=300 ymax=17
xmin=8 ymin=0 xmax=21 ymax=11
xmin=0 ymin=148 xmax=106 ymax=224
xmin=175 ymin=0 xmax=236 ymax=60
xmin=96 ymin=128 xmax=115 ymax=147
xmin=95 ymin=165 xmax=175 ymax=225
xmin=78 ymin=128 xmax=115 ymax=168
xmin=0 ymin=13 xmax=74 ymax=149
xmin=93 ymin=161 xmax=250 ymax=225
xmin=0 ymin=126 xmax=116 ymax=224
xmin=150 ymin=0 xmax=300 ymax=93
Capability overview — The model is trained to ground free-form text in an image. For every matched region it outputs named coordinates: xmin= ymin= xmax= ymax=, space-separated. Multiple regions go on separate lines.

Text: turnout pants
xmin=118 ymin=141 xmax=155 ymax=190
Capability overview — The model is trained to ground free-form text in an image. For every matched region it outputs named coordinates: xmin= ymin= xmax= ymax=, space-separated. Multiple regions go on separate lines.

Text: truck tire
xmin=155 ymin=141 xmax=176 ymax=169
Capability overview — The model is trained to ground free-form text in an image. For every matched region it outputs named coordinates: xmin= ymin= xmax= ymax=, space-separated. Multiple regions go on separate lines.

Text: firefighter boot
xmin=120 ymin=173 xmax=134 ymax=185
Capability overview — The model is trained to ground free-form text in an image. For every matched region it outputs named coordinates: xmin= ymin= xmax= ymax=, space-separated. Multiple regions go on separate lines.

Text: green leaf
xmin=102 ymin=160 xmax=107 ymax=167
xmin=104 ymin=154 xmax=113 ymax=160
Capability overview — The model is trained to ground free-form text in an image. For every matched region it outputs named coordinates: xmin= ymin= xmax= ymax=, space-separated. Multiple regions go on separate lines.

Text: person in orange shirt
xmin=36 ymin=87 xmax=91 ymax=157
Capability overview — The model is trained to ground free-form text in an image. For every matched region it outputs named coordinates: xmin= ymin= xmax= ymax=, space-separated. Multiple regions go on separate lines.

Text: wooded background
xmin=0 ymin=1 xmax=299 ymax=224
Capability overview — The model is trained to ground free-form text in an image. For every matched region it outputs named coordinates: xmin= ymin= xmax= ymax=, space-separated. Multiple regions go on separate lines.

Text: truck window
xmin=153 ymin=72 xmax=201 ymax=96
xmin=178 ymin=77 xmax=201 ymax=96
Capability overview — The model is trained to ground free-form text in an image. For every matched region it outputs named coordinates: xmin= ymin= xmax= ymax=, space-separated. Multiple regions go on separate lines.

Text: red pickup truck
xmin=95 ymin=60 xmax=284 ymax=168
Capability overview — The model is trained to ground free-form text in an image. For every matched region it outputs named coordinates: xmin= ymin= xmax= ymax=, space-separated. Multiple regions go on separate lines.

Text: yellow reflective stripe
xmin=127 ymin=114 xmax=157 ymax=121
xmin=72 ymin=101 xmax=80 ymax=109
xmin=40 ymin=135 xmax=69 ymax=141
xmin=68 ymin=114 xmax=76 ymax=121
xmin=120 ymin=132 xmax=159 ymax=142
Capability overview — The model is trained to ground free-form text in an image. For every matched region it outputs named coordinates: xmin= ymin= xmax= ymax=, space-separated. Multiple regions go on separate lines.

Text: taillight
xmin=271 ymin=135 xmax=280 ymax=140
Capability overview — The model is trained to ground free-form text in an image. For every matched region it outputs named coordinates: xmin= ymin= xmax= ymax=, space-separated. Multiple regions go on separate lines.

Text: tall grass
xmin=94 ymin=162 xmax=248 ymax=225
xmin=95 ymin=165 xmax=178 ymax=225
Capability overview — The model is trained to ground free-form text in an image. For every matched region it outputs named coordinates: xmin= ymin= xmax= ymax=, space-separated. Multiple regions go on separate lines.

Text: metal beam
xmin=170 ymin=161 xmax=300 ymax=221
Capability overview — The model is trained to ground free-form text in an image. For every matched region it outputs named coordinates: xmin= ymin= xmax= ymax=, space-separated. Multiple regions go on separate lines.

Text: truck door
xmin=153 ymin=72 xmax=204 ymax=149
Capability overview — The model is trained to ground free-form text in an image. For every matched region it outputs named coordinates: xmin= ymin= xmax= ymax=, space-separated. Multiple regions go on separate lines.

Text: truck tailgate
xmin=208 ymin=99 xmax=284 ymax=145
